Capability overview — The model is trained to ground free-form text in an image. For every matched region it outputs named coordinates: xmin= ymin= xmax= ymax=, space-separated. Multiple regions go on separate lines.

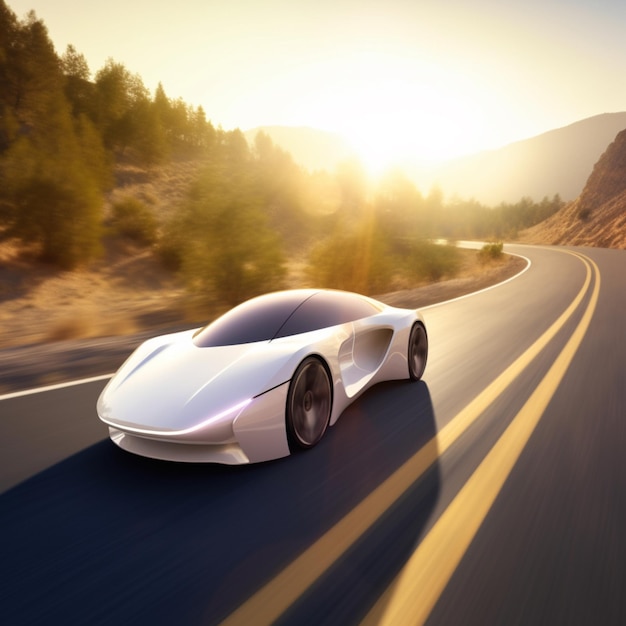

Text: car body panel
xmin=97 ymin=289 xmax=425 ymax=464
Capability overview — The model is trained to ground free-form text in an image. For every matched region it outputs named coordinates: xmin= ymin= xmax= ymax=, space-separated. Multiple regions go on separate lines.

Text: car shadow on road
xmin=0 ymin=380 xmax=440 ymax=626
xmin=276 ymin=379 xmax=441 ymax=625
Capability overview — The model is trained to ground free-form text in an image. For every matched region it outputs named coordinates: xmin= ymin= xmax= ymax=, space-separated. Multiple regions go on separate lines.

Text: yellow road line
xmin=364 ymin=253 xmax=601 ymax=625
xmin=220 ymin=251 xmax=594 ymax=626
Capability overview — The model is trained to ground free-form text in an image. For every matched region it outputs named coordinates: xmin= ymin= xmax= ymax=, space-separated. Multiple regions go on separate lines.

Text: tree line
xmin=0 ymin=2 xmax=217 ymax=267
xmin=0 ymin=1 xmax=562 ymax=304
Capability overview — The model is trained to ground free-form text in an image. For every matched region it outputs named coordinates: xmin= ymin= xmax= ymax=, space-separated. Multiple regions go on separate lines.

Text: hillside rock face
xmin=522 ymin=129 xmax=626 ymax=248
xmin=578 ymin=129 xmax=626 ymax=212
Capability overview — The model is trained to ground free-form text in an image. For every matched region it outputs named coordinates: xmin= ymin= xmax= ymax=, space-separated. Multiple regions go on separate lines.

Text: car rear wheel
xmin=408 ymin=322 xmax=428 ymax=381
xmin=287 ymin=356 xmax=332 ymax=450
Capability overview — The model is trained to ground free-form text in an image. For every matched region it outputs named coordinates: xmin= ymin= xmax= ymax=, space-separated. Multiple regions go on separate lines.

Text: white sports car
xmin=97 ymin=289 xmax=428 ymax=464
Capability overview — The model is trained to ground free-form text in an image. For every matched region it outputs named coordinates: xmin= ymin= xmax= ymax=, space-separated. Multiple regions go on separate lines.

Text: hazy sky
xmin=8 ymin=0 xmax=626 ymax=169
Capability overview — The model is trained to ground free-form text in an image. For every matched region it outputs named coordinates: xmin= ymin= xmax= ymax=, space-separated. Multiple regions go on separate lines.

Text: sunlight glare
xmin=290 ymin=53 xmax=492 ymax=175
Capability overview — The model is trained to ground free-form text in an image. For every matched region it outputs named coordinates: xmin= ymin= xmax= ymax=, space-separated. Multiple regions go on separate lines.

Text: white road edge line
xmin=0 ymin=374 xmax=114 ymax=402
xmin=0 ymin=248 xmax=531 ymax=402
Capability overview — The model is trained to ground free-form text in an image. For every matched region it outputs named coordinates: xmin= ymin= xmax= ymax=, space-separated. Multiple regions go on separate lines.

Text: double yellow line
xmin=222 ymin=250 xmax=601 ymax=626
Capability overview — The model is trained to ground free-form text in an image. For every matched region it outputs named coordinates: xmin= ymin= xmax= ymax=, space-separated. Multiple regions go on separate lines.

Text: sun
xmin=287 ymin=53 xmax=492 ymax=176
xmin=337 ymin=75 xmax=489 ymax=176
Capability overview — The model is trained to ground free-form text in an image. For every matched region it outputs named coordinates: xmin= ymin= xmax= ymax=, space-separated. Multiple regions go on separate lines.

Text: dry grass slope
xmin=0 ymin=239 xmax=520 ymax=351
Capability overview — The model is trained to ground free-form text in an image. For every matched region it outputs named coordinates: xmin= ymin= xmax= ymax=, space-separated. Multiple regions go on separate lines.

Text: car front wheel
xmin=286 ymin=356 xmax=332 ymax=450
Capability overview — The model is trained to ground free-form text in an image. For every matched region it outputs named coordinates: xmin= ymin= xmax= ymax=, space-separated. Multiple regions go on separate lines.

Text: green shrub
xmin=478 ymin=241 xmax=504 ymax=262
xmin=180 ymin=204 xmax=287 ymax=305
xmin=307 ymin=226 xmax=392 ymax=294
xmin=407 ymin=240 xmax=461 ymax=281
xmin=11 ymin=170 xmax=103 ymax=269
xmin=111 ymin=197 xmax=158 ymax=245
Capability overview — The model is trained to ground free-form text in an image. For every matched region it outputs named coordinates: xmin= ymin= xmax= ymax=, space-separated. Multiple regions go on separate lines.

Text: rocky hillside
xmin=522 ymin=129 xmax=626 ymax=249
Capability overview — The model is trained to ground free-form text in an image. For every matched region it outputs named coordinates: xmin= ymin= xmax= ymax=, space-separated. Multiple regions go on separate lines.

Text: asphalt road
xmin=1 ymin=244 xmax=624 ymax=625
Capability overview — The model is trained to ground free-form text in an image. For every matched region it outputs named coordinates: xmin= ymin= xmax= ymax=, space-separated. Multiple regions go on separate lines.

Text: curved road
xmin=1 ymin=244 xmax=624 ymax=625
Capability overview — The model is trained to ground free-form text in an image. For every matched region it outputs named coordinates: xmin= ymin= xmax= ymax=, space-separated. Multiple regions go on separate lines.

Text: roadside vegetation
xmin=0 ymin=2 xmax=562 ymax=312
xmin=478 ymin=241 xmax=504 ymax=262
xmin=109 ymin=197 xmax=158 ymax=246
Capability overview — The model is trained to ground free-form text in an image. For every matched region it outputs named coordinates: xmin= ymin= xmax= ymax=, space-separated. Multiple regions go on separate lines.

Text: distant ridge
xmin=423 ymin=112 xmax=626 ymax=203
xmin=522 ymin=128 xmax=626 ymax=249
xmin=245 ymin=113 xmax=626 ymax=204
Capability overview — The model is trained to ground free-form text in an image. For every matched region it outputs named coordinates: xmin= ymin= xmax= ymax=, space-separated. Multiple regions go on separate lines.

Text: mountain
xmin=246 ymin=113 xmax=626 ymax=205
xmin=419 ymin=112 xmax=626 ymax=204
xmin=521 ymin=128 xmax=626 ymax=249
xmin=243 ymin=126 xmax=353 ymax=171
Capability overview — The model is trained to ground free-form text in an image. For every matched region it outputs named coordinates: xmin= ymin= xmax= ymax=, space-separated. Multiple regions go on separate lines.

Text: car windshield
xmin=274 ymin=290 xmax=382 ymax=339
xmin=193 ymin=290 xmax=383 ymax=348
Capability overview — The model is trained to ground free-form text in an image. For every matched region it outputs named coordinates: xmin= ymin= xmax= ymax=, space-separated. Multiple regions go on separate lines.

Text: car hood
xmin=97 ymin=329 xmax=301 ymax=432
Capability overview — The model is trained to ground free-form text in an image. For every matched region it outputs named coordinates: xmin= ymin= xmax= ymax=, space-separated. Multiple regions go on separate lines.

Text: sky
xmin=8 ymin=0 xmax=626 ymax=172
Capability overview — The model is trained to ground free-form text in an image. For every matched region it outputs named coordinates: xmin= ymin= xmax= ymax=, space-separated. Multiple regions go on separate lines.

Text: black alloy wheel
xmin=408 ymin=322 xmax=428 ymax=381
xmin=286 ymin=356 xmax=332 ymax=449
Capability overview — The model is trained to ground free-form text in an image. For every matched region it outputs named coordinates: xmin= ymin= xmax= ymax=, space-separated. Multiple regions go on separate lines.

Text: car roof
xmin=193 ymin=289 xmax=383 ymax=347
